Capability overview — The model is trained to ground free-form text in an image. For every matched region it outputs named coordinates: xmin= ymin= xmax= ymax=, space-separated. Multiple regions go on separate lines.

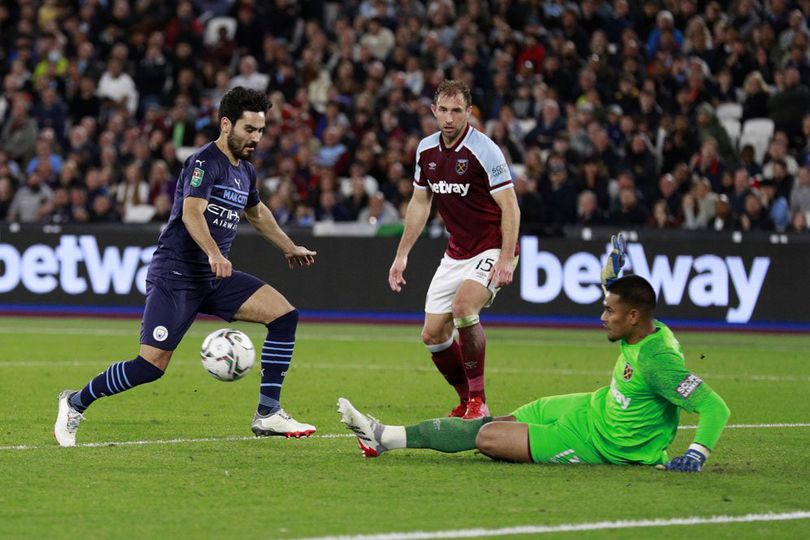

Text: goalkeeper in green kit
xmin=338 ymin=235 xmax=730 ymax=472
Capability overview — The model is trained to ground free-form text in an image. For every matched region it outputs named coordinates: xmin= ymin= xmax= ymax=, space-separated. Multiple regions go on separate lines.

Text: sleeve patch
xmin=490 ymin=163 xmax=509 ymax=179
xmin=676 ymin=374 xmax=703 ymax=398
xmin=191 ymin=168 xmax=205 ymax=187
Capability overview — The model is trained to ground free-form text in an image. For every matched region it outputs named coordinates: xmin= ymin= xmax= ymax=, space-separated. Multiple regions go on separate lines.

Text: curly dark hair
xmin=218 ymin=86 xmax=271 ymax=125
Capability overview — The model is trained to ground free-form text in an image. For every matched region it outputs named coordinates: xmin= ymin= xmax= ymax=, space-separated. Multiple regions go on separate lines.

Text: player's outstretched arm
xmin=244 ymin=202 xmax=316 ymax=269
xmin=490 ymin=187 xmax=520 ymax=287
xmin=601 ymin=233 xmax=627 ymax=295
xmin=664 ymin=390 xmax=730 ymax=472
xmin=389 ymin=188 xmax=432 ymax=292
xmin=183 ymin=196 xmax=232 ymax=278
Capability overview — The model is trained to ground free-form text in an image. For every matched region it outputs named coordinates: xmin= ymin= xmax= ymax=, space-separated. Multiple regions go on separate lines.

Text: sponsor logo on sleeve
xmin=676 ymin=374 xmax=703 ymax=398
xmin=191 ymin=168 xmax=205 ymax=187
xmin=490 ymin=163 xmax=509 ymax=178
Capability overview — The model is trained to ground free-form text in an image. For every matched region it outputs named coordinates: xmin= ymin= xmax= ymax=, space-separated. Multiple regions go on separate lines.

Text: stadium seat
xmin=204 ymin=16 xmax=237 ymax=47
xmin=716 ymin=103 xmax=743 ymax=121
xmin=739 ymin=118 xmax=775 ymax=162
xmin=720 ymin=118 xmax=741 ymax=145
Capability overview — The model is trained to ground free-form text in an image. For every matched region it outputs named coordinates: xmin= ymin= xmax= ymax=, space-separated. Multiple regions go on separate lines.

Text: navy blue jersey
xmin=149 ymin=142 xmax=261 ymax=280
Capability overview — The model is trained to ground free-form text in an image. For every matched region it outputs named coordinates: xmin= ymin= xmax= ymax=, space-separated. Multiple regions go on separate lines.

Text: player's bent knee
xmin=451 ymin=298 xmax=478 ymax=320
xmin=421 ymin=327 xmax=453 ymax=346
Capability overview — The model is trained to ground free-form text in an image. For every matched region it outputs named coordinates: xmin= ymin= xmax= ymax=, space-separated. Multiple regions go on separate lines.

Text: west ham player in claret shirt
xmin=54 ymin=87 xmax=318 ymax=446
xmin=389 ymin=80 xmax=520 ymax=419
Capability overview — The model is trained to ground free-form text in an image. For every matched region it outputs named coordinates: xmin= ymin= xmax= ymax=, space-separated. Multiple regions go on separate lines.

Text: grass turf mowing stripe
xmin=1 ymin=423 xmax=808 ymax=452
xmin=296 ymin=511 xmax=810 ymax=540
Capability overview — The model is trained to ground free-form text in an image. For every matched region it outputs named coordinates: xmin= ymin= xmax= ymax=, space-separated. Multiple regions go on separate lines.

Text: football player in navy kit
xmin=55 ymin=87 xmax=318 ymax=446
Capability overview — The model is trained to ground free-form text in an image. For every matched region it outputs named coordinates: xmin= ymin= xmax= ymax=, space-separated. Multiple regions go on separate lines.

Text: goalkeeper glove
xmin=664 ymin=444 xmax=709 ymax=473
xmin=601 ymin=233 xmax=627 ymax=294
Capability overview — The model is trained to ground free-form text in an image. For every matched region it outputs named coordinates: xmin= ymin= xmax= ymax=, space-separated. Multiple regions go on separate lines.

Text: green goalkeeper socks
xmin=405 ymin=417 xmax=490 ymax=453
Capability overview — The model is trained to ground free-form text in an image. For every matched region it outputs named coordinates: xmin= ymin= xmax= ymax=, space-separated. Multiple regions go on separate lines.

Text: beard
xmin=227 ymin=132 xmax=255 ymax=160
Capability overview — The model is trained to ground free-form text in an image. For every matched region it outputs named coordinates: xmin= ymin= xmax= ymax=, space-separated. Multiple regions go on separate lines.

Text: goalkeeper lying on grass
xmin=338 ymin=235 xmax=730 ymax=472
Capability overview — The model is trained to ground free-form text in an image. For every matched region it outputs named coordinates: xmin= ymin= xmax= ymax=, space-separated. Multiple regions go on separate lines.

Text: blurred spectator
xmin=357 ymin=191 xmax=399 ymax=225
xmin=68 ymin=76 xmax=102 ymax=125
xmin=682 ymin=178 xmax=719 ymax=230
xmin=741 ymin=71 xmax=771 ymax=122
xmin=0 ymin=177 xmax=14 ymax=221
xmin=524 ymin=99 xmax=565 ymax=150
xmin=7 ymin=171 xmax=53 ymax=222
xmin=691 ymin=137 xmax=727 ymax=192
xmin=710 ymin=195 xmax=734 ymax=232
xmin=759 ymin=178 xmax=790 ymax=231
xmin=32 ymin=85 xmax=67 ymax=143
xmin=315 ymin=190 xmax=351 ymax=222
xmin=89 ymin=194 xmax=120 ymax=223
xmin=736 ymin=192 xmax=774 ymax=231
xmin=42 ymin=186 xmax=72 ymax=224
xmin=763 ymin=132 xmax=799 ymax=174
xmin=789 ymin=209 xmax=808 ymax=232
xmin=116 ymin=163 xmax=152 ymax=223
xmin=164 ymin=0 xmax=203 ymax=50
xmin=25 ymin=132 xmax=63 ymax=179
xmin=69 ymin=186 xmax=90 ymax=223
xmin=790 ymin=165 xmax=810 ymax=215
xmin=610 ymin=187 xmax=650 ymax=227
xmin=695 ymin=102 xmax=737 ymax=165
xmin=769 ymin=67 xmax=810 ymax=140
xmin=577 ymin=189 xmax=607 ymax=226
xmin=97 ymin=58 xmax=138 ymax=116
xmin=649 ymin=199 xmax=679 ymax=229
xmin=657 ymin=173 xmax=683 ymax=223
xmin=0 ymin=94 xmax=38 ymax=164
xmin=229 ymin=56 xmax=269 ymax=93
xmin=540 ymin=154 xmax=578 ymax=230
xmin=150 ymin=192 xmax=172 ymax=223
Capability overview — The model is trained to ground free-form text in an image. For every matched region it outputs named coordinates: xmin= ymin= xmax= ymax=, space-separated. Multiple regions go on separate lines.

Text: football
xmin=200 ymin=329 xmax=255 ymax=381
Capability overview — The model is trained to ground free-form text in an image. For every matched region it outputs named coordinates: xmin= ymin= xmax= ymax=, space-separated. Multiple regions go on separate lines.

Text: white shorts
xmin=424 ymin=248 xmax=517 ymax=314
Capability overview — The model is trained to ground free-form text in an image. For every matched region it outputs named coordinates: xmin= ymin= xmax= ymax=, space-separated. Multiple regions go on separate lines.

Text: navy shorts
xmin=140 ymin=270 xmax=265 ymax=350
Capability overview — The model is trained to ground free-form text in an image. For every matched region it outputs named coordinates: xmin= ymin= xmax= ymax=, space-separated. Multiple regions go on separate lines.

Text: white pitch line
xmin=679 ymin=422 xmax=810 ymax=430
xmin=0 ymin=432 xmax=353 ymax=451
xmin=1 ymin=422 xmax=808 ymax=452
xmin=296 ymin=511 xmax=810 ymax=540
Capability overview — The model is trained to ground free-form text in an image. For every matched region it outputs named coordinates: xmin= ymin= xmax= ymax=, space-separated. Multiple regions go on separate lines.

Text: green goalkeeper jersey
xmin=588 ymin=320 xmax=713 ymax=465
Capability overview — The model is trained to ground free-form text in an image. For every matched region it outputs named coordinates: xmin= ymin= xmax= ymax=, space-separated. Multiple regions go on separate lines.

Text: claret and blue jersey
xmin=149 ymin=142 xmax=261 ymax=280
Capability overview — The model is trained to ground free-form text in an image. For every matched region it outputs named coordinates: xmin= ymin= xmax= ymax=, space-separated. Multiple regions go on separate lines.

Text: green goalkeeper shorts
xmin=511 ymin=392 xmax=608 ymax=465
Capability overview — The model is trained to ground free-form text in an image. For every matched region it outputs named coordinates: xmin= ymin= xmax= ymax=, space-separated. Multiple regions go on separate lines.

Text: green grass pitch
xmin=1 ymin=316 xmax=809 ymax=539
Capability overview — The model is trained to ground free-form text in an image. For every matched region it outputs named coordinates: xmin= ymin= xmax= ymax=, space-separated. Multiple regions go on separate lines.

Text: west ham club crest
xmin=623 ymin=362 xmax=634 ymax=381
xmin=455 ymin=159 xmax=468 ymax=174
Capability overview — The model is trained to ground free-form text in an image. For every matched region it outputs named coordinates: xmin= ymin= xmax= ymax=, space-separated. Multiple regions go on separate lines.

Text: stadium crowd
xmin=2 ymin=0 xmax=810 ymax=234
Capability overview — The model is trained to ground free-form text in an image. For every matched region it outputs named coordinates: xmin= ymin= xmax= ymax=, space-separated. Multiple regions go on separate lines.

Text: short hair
xmin=607 ymin=275 xmax=656 ymax=315
xmin=218 ymin=86 xmax=270 ymax=125
xmin=433 ymin=79 xmax=472 ymax=108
